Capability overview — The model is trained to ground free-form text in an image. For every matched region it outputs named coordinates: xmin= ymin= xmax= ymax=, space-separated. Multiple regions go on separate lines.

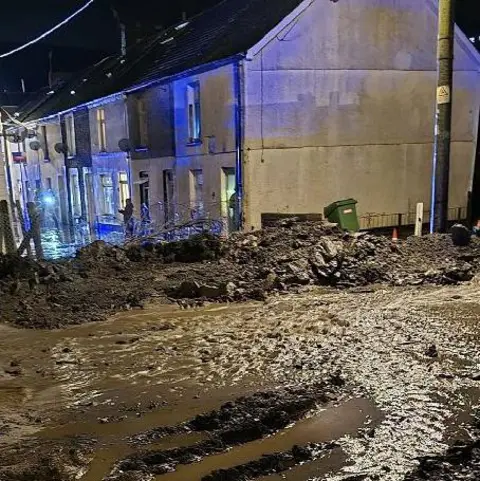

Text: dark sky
xmin=0 ymin=0 xmax=479 ymax=93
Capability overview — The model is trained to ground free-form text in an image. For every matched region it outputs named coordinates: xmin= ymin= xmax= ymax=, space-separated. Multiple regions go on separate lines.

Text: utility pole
xmin=430 ymin=0 xmax=456 ymax=233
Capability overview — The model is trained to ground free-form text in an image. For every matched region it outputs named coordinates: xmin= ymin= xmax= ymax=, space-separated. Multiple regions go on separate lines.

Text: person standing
xmin=119 ymin=198 xmax=134 ymax=237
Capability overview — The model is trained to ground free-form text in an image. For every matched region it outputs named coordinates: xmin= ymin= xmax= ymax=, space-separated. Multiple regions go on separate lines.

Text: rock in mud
xmin=425 ymin=344 xmax=439 ymax=358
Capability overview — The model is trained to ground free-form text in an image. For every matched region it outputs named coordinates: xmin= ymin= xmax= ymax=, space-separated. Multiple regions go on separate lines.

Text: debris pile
xmin=1 ymin=221 xmax=480 ymax=328
xmin=220 ymin=221 xmax=480 ymax=294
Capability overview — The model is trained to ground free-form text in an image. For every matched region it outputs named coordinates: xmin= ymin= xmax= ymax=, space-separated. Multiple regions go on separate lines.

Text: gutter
xmin=233 ymin=60 xmax=244 ymax=231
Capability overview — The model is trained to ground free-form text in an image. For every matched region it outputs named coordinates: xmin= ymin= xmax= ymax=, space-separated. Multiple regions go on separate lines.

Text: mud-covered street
xmin=1 ymin=278 xmax=480 ymax=480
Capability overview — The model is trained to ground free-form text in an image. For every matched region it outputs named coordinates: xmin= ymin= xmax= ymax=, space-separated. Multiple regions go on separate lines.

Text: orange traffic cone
xmin=392 ymin=227 xmax=399 ymax=242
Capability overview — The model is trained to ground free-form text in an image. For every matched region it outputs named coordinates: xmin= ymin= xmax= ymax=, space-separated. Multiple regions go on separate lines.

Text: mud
xmin=201 ymin=442 xmax=337 ymax=481
xmin=111 ymin=384 xmax=341 ymax=477
xmin=2 ymin=275 xmax=480 ymax=481
xmin=2 ymin=222 xmax=480 ymax=329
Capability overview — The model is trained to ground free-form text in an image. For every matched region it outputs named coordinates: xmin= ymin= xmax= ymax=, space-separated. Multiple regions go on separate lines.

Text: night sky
xmin=0 ymin=0 xmax=479 ymax=93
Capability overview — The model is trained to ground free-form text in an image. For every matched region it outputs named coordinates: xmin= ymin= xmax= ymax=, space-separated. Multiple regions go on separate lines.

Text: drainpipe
xmin=233 ymin=60 xmax=244 ymax=231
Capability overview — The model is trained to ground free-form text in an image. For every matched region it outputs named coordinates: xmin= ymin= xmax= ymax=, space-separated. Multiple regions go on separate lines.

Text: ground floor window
xmin=99 ymin=173 xmax=114 ymax=216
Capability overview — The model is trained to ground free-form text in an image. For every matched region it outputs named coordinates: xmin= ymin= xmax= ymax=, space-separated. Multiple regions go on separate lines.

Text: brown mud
xmin=2 ymin=254 xmax=480 ymax=480
xmin=2 ymin=222 xmax=480 ymax=329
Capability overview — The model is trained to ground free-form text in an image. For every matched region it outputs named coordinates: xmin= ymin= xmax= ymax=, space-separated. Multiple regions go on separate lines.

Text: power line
xmin=0 ymin=0 xmax=96 ymax=59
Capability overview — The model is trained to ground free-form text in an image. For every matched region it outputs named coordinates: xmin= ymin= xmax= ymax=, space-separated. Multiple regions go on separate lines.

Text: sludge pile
xmin=1 ymin=220 xmax=480 ymax=328
xmin=219 ymin=221 xmax=480 ymax=294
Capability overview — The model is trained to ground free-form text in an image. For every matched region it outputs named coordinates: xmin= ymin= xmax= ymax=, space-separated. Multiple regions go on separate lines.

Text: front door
xmin=84 ymin=172 xmax=95 ymax=225
xmin=163 ymin=169 xmax=174 ymax=224
xmin=222 ymin=168 xmax=236 ymax=233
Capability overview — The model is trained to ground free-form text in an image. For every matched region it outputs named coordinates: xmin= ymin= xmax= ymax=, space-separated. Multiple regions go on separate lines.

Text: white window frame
xmin=97 ymin=108 xmax=107 ymax=152
xmin=187 ymin=82 xmax=201 ymax=144
xmin=99 ymin=173 xmax=115 ymax=216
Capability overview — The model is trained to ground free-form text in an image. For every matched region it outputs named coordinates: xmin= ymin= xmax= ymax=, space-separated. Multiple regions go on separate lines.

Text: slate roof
xmin=18 ymin=0 xmax=304 ymax=123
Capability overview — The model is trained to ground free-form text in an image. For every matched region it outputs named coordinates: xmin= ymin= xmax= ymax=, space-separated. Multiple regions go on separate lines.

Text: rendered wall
xmin=242 ymin=0 xmax=480 ymax=230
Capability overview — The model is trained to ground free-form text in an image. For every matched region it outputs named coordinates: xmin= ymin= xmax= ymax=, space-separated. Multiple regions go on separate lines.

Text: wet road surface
xmin=1 ymin=282 xmax=480 ymax=480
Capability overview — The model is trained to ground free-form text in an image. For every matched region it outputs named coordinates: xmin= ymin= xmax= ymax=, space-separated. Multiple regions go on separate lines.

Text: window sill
xmin=186 ymin=140 xmax=202 ymax=147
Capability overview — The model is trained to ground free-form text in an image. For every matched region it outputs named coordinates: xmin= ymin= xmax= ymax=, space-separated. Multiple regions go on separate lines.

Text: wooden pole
xmin=431 ymin=0 xmax=456 ymax=232
xmin=27 ymin=202 xmax=43 ymax=259
xmin=15 ymin=200 xmax=32 ymax=257
xmin=0 ymin=200 xmax=16 ymax=254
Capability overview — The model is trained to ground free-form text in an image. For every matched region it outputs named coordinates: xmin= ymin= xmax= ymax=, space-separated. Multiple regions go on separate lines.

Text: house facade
xmin=240 ymin=0 xmax=480 ymax=230
xmin=121 ymin=0 xmax=480 ymax=233
xmin=87 ymin=96 xmax=131 ymax=234
xmin=7 ymin=0 xmax=480 ymax=238
xmin=127 ymin=62 xmax=239 ymax=231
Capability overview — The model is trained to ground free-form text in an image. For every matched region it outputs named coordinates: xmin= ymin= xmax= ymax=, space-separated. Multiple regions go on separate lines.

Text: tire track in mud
xmin=105 ymin=382 xmax=345 ymax=480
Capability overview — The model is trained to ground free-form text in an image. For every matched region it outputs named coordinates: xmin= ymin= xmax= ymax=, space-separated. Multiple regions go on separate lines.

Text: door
xmin=69 ymin=168 xmax=81 ymax=220
xmin=58 ymin=175 xmax=68 ymax=225
xmin=139 ymin=171 xmax=150 ymax=208
xmin=222 ymin=168 xmax=236 ymax=233
xmin=84 ymin=172 xmax=95 ymax=225
xmin=163 ymin=169 xmax=174 ymax=224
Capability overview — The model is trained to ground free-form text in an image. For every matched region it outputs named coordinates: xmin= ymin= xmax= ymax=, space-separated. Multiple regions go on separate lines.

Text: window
xmin=187 ymin=82 xmax=201 ymax=143
xmin=46 ymin=177 xmax=52 ymax=190
xmin=96 ymin=108 xmax=107 ymax=151
xmin=65 ymin=114 xmax=76 ymax=157
xmin=118 ymin=172 xmax=130 ymax=208
xmin=190 ymin=169 xmax=204 ymax=219
xmin=41 ymin=125 xmax=50 ymax=160
xmin=136 ymin=97 xmax=148 ymax=148
xmin=99 ymin=174 xmax=114 ymax=216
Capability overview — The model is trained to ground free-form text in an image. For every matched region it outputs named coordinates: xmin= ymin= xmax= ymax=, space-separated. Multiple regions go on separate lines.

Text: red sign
xmin=12 ymin=152 xmax=26 ymax=164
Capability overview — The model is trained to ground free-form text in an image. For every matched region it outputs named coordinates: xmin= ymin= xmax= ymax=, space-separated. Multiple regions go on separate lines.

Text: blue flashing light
xmin=42 ymin=193 xmax=56 ymax=206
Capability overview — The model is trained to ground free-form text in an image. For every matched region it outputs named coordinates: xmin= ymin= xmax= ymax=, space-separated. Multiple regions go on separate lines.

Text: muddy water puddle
xmin=155 ymin=397 xmax=380 ymax=481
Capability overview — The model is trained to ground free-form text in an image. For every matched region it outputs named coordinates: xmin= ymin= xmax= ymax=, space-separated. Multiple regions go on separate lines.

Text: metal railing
xmin=359 ymin=206 xmax=467 ymax=230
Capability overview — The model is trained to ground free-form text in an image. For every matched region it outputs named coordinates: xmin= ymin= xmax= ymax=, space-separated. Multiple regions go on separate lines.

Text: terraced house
xmin=5 ymin=0 xmax=480 ymax=235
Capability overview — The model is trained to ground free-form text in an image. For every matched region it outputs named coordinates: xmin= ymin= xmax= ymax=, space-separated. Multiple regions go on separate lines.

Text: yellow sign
xmin=437 ymin=85 xmax=451 ymax=105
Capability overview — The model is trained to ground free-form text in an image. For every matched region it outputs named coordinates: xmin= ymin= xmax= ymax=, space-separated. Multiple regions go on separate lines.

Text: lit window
xmin=96 ymin=108 xmax=107 ymax=151
xmin=136 ymin=97 xmax=148 ymax=148
xmin=100 ymin=174 xmax=114 ymax=216
xmin=65 ymin=114 xmax=76 ymax=157
xmin=187 ymin=82 xmax=201 ymax=143
xmin=118 ymin=172 xmax=130 ymax=208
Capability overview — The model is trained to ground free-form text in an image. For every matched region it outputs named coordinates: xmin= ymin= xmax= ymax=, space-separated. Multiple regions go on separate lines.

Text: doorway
xmin=163 ymin=169 xmax=174 ymax=224
xmin=84 ymin=172 xmax=95 ymax=225
xmin=69 ymin=168 xmax=81 ymax=220
xmin=139 ymin=171 xmax=149 ymax=208
xmin=222 ymin=167 xmax=236 ymax=233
